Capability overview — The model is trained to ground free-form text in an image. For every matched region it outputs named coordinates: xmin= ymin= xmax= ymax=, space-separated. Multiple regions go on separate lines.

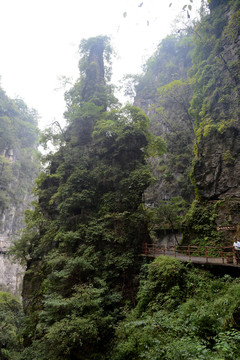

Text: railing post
xmin=221 ymin=246 xmax=224 ymax=264
xmin=140 ymin=244 xmax=240 ymax=266
xmin=205 ymin=246 xmax=208 ymax=263
xmin=144 ymin=243 xmax=147 ymax=255
xmin=233 ymin=246 xmax=236 ymax=265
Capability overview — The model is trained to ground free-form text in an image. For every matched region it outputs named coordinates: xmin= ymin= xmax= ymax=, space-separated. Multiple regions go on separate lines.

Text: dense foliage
xmin=7 ymin=0 xmax=240 ymax=358
xmin=182 ymin=200 xmax=223 ymax=246
xmin=0 ymin=291 xmax=23 ymax=359
xmin=180 ymin=0 xmax=240 ymax=245
xmin=111 ymin=257 xmax=240 ymax=360
xmin=0 ymin=90 xmax=39 ymax=211
xmin=15 ymin=36 xmax=165 ymax=359
xmin=188 ymin=0 xmax=240 ymax=169
xmin=134 ymin=0 xmax=240 ymax=240
xmin=190 ymin=0 xmax=240 ymax=131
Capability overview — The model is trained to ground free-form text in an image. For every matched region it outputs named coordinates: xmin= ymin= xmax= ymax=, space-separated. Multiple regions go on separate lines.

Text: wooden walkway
xmin=142 ymin=244 xmax=240 ymax=268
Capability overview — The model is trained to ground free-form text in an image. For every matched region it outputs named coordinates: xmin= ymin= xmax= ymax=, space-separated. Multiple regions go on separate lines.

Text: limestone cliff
xmin=133 ymin=0 xmax=240 ymax=245
xmin=134 ymin=34 xmax=195 ymax=206
xmin=194 ymin=126 xmax=240 ymax=200
xmin=182 ymin=0 xmax=240 ymax=246
xmin=0 ymin=90 xmax=39 ymax=294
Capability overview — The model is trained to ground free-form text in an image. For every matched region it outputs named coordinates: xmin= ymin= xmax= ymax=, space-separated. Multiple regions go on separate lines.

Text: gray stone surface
xmin=194 ymin=126 xmax=240 ymax=200
xmin=0 ymin=149 xmax=34 ymax=295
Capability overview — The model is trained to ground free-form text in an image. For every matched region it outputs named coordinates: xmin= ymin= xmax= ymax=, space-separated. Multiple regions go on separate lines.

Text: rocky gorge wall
xmin=184 ymin=0 xmax=240 ymax=246
xmin=194 ymin=126 xmax=240 ymax=201
xmin=0 ymin=246 xmax=23 ymax=295
xmin=133 ymin=33 xmax=196 ymax=206
xmin=0 ymin=147 xmax=35 ymax=295
xmin=0 ymin=92 xmax=39 ymax=296
xmin=133 ymin=0 xmax=240 ymax=247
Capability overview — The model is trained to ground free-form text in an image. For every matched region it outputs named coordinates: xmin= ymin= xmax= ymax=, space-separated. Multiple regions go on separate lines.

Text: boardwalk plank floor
xmin=143 ymin=249 xmax=240 ymax=268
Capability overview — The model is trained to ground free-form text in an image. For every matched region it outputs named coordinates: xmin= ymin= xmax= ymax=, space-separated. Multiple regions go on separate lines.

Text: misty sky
xmin=0 ymin=0 xmax=200 ymax=129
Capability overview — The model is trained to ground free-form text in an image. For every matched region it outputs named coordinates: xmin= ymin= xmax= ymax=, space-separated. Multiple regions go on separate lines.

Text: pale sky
xmin=0 ymin=0 xmax=200 ymax=130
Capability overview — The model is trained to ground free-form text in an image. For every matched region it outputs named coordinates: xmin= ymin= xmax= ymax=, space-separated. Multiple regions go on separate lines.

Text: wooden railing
xmin=143 ymin=243 xmax=237 ymax=265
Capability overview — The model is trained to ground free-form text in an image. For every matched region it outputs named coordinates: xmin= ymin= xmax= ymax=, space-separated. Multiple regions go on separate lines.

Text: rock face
xmin=0 ymin=148 xmax=35 ymax=295
xmin=190 ymin=0 xmax=240 ymax=200
xmin=134 ymin=35 xmax=195 ymax=205
xmin=194 ymin=126 xmax=240 ymax=200
xmin=0 ymin=250 xmax=24 ymax=295
xmin=189 ymin=125 xmax=240 ymax=245
xmin=181 ymin=0 xmax=240 ymax=246
xmin=0 ymin=92 xmax=39 ymax=295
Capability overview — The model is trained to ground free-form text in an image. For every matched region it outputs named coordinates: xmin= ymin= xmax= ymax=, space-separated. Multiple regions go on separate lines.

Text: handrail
xmin=142 ymin=243 xmax=237 ymax=265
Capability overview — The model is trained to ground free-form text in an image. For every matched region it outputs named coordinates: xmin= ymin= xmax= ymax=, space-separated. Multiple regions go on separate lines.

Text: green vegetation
xmin=12 ymin=36 xmax=164 ymax=360
xmin=5 ymin=0 xmax=240 ymax=358
xmin=180 ymin=0 xmax=240 ymax=244
xmin=0 ymin=90 xmax=39 ymax=211
xmin=111 ymin=257 xmax=240 ymax=360
xmin=182 ymin=200 xmax=223 ymax=246
xmin=188 ymin=0 xmax=240 ymax=167
xmin=148 ymin=197 xmax=187 ymax=244
xmin=0 ymin=291 xmax=23 ymax=359
xmin=134 ymin=33 xmax=195 ymax=211
xmin=189 ymin=0 xmax=240 ymax=131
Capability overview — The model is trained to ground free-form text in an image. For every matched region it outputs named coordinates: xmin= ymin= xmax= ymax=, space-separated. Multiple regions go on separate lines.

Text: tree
xmin=0 ymin=291 xmax=23 ymax=359
xmin=150 ymin=197 xmax=188 ymax=244
xmin=0 ymin=88 xmax=39 ymax=213
xmin=15 ymin=36 xmax=165 ymax=360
